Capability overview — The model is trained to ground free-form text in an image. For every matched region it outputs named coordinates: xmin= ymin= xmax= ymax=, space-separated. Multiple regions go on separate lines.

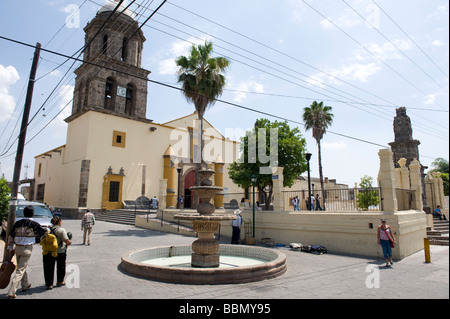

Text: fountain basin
xmin=119 ymin=245 xmax=287 ymax=284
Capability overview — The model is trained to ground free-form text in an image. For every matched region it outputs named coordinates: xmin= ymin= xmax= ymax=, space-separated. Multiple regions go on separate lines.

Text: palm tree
xmin=303 ymin=101 xmax=334 ymax=209
xmin=175 ymin=41 xmax=230 ymax=169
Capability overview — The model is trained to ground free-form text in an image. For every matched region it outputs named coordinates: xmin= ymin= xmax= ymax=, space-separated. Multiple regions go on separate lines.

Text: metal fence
xmin=284 ymin=187 xmax=383 ymax=212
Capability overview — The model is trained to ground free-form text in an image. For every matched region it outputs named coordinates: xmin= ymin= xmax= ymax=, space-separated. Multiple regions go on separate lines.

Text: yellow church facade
xmin=34 ymin=110 xmax=242 ymax=213
xmin=32 ymin=2 xmax=242 ymax=214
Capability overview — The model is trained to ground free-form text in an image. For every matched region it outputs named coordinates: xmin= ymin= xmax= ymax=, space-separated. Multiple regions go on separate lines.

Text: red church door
xmin=184 ymin=170 xmax=196 ymax=209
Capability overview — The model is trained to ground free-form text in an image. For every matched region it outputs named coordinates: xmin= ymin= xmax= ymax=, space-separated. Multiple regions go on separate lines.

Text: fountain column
xmin=175 ymin=169 xmax=235 ymax=268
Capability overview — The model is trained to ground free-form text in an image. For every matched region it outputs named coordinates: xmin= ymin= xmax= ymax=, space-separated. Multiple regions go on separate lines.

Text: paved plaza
xmin=1 ymin=219 xmax=448 ymax=300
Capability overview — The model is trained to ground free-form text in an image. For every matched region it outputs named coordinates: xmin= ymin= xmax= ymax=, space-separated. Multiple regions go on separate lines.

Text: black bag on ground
xmin=301 ymin=244 xmax=312 ymax=252
xmin=310 ymin=245 xmax=327 ymax=255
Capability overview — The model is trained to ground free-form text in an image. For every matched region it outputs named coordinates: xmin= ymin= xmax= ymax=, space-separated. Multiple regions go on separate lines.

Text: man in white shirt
xmin=231 ymin=210 xmax=243 ymax=244
xmin=7 ymin=206 xmax=48 ymax=298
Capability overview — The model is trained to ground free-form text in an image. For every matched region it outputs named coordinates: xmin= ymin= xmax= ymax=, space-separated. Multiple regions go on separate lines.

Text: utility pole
xmin=3 ymin=43 xmax=41 ymax=262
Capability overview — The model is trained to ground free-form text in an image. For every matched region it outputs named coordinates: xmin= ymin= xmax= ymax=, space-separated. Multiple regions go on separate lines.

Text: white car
xmin=12 ymin=201 xmax=54 ymax=228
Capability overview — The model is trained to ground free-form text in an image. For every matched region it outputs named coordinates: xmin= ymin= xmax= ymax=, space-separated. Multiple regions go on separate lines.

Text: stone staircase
xmin=427 ymin=216 xmax=449 ymax=246
xmin=96 ymin=209 xmax=144 ymax=226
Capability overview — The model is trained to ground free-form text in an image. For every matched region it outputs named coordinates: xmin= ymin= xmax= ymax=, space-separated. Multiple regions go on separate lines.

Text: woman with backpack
xmin=43 ymin=216 xmax=71 ymax=289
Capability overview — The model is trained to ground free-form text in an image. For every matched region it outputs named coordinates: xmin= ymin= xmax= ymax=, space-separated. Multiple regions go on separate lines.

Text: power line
xmin=341 ymin=0 xmax=448 ymax=94
xmin=301 ymin=0 xmax=448 ymax=111
xmin=154 ymin=2 xmax=448 ymax=136
xmin=0 ymin=35 xmax=391 ymax=151
xmin=371 ymin=0 xmax=449 ymax=80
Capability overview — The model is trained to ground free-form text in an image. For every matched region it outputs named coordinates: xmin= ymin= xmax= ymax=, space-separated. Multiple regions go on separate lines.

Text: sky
xmin=0 ymin=0 xmax=449 ymax=189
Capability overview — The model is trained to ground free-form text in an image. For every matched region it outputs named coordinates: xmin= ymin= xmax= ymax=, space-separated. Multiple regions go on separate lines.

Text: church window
xmin=122 ymin=38 xmax=128 ymax=62
xmin=102 ymin=34 xmax=108 ymax=55
xmin=105 ymin=77 xmax=116 ymax=110
xmin=125 ymin=84 xmax=135 ymax=116
xmin=112 ymin=130 xmax=126 ymax=148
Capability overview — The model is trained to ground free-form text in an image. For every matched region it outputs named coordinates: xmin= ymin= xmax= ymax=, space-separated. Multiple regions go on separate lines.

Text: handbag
xmin=0 ymin=250 xmax=16 ymax=289
xmin=380 ymin=226 xmax=395 ymax=248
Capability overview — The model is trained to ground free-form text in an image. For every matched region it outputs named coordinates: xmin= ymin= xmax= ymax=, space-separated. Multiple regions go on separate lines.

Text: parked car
xmin=1 ymin=201 xmax=53 ymax=238
xmin=11 ymin=201 xmax=54 ymax=228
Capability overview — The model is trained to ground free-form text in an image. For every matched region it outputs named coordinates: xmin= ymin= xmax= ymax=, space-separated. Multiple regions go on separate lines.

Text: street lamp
xmin=251 ymin=174 xmax=257 ymax=238
xmin=177 ymin=167 xmax=182 ymax=209
xmin=306 ymin=153 xmax=312 ymax=211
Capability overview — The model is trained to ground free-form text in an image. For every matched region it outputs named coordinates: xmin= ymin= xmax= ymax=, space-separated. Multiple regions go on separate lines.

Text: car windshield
xmin=15 ymin=205 xmax=53 ymax=219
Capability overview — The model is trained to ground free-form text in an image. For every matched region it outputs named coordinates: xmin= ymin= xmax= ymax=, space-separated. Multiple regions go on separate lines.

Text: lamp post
xmin=306 ymin=153 xmax=312 ymax=211
xmin=177 ymin=167 xmax=182 ymax=209
xmin=251 ymin=174 xmax=257 ymax=238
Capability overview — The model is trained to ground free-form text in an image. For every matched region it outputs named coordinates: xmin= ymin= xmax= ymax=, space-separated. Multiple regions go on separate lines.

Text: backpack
xmin=310 ymin=245 xmax=327 ymax=255
xmin=40 ymin=232 xmax=59 ymax=257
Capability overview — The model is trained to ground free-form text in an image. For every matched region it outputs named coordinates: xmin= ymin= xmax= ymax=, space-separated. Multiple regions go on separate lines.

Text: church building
xmin=33 ymin=2 xmax=242 ymax=214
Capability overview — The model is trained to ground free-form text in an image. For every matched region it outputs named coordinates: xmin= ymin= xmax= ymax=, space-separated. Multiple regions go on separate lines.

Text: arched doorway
xmin=184 ymin=170 xmax=196 ymax=209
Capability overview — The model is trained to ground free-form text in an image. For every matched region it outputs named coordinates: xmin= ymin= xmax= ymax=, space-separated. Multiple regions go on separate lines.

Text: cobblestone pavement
xmin=1 ymin=219 xmax=448 ymax=300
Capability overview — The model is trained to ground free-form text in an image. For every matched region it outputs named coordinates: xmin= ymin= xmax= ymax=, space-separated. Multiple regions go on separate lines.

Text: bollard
xmin=424 ymin=238 xmax=431 ymax=263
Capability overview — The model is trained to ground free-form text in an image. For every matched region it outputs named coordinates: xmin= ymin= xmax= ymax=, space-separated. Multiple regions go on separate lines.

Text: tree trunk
xmin=317 ymin=140 xmax=326 ymax=210
xmin=258 ymin=184 xmax=273 ymax=211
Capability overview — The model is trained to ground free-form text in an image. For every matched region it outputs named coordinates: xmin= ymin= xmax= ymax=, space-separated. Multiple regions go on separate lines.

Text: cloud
xmin=157 ymin=37 xmax=209 ymax=76
xmin=431 ymin=40 xmax=444 ymax=47
xmin=364 ymin=39 xmax=413 ymax=61
xmin=322 ymin=141 xmax=347 ymax=150
xmin=311 ymin=62 xmax=381 ymax=85
xmin=233 ymin=80 xmax=265 ymax=103
xmin=0 ymin=65 xmax=20 ymax=122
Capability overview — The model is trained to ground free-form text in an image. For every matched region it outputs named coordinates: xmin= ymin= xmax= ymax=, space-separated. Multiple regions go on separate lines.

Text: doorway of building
xmin=184 ymin=170 xmax=196 ymax=209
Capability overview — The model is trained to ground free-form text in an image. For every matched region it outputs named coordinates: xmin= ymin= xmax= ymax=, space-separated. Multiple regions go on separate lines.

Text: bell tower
xmin=67 ymin=1 xmax=151 ymax=122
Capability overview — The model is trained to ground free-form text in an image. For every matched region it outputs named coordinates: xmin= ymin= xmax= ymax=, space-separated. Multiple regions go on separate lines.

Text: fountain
xmin=175 ymin=169 xmax=235 ymax=268
xmin=119 ymin=168 xmax=287 ymax=284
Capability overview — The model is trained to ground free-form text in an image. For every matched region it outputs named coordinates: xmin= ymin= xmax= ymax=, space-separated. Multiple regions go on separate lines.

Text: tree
xmin=429 ymin=158 xmax=449 ymax=196
xmin=0 ymin=177 xmax=11 ymax=221
xmin=229 ymin=119 xmax=307 ymax=210
xmin=430 ymin=158 xmax=449 ymax=174
xmin=303 ymin=101 xmax=334 ymax=208
xmin=356 ymin=175 xmax=380 ymax=211
xmin=175 ymin=41 xmax=230 ymax=169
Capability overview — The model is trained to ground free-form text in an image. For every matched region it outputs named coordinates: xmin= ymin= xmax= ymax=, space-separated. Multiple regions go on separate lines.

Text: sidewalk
xmin=1 ymin=219 xmax=448 ymax=299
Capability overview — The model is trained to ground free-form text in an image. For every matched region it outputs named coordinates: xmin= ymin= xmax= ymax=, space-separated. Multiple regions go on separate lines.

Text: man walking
xmin=7 ymin=206 xmax=48 ymax=298
xmin=81 ymin=209 xmax=95 ymax=245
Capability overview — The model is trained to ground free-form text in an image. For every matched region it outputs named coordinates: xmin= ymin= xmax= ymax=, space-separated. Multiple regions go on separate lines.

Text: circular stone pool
xmin=119 ymin=245 xmax=287 ymax=284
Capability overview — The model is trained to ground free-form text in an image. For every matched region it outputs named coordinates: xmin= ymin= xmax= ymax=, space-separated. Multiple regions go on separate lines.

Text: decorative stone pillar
xmin=159 ymin=179 xmax=167 ymax=210
xmin=272 ymin=167 xmax=285 ymax=211
xmin=214 ymin=156 xmax=225 ymax=209
xmin=434 ymin=173 xmax=447 ymax=214
xmin=398 ymin=158 xmax=410 ymax=210
xmin=378 ymin=149 xmax=398 ymax=213
xmin=409 ymin=159 xmax=423 ymax=211
xmin=163 ymin=145 xmax=176 ymax=208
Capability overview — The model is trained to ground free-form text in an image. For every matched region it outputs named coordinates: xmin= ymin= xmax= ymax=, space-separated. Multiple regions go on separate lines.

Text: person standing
xmin=152 ymin=196 xmax=158 ymax=210
xmin=231 ymin=210 xmax=243 ymax=244
xmin=7 ymin=206 xmax=48 ymax=298
xmin=310 ymin=194 xmax=315 ymax=211
xmin=43 ymin=216 xmax=71 ymax=289
xmin=81 ymin=209 xmax=95 ymax=245
xmin=315 ymin=194 xmax=323 ymax=211
xmin=294 ymin=196 xmax=300 ymax=211
xmin=377 ymin=218 xmax=396 ymax=267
